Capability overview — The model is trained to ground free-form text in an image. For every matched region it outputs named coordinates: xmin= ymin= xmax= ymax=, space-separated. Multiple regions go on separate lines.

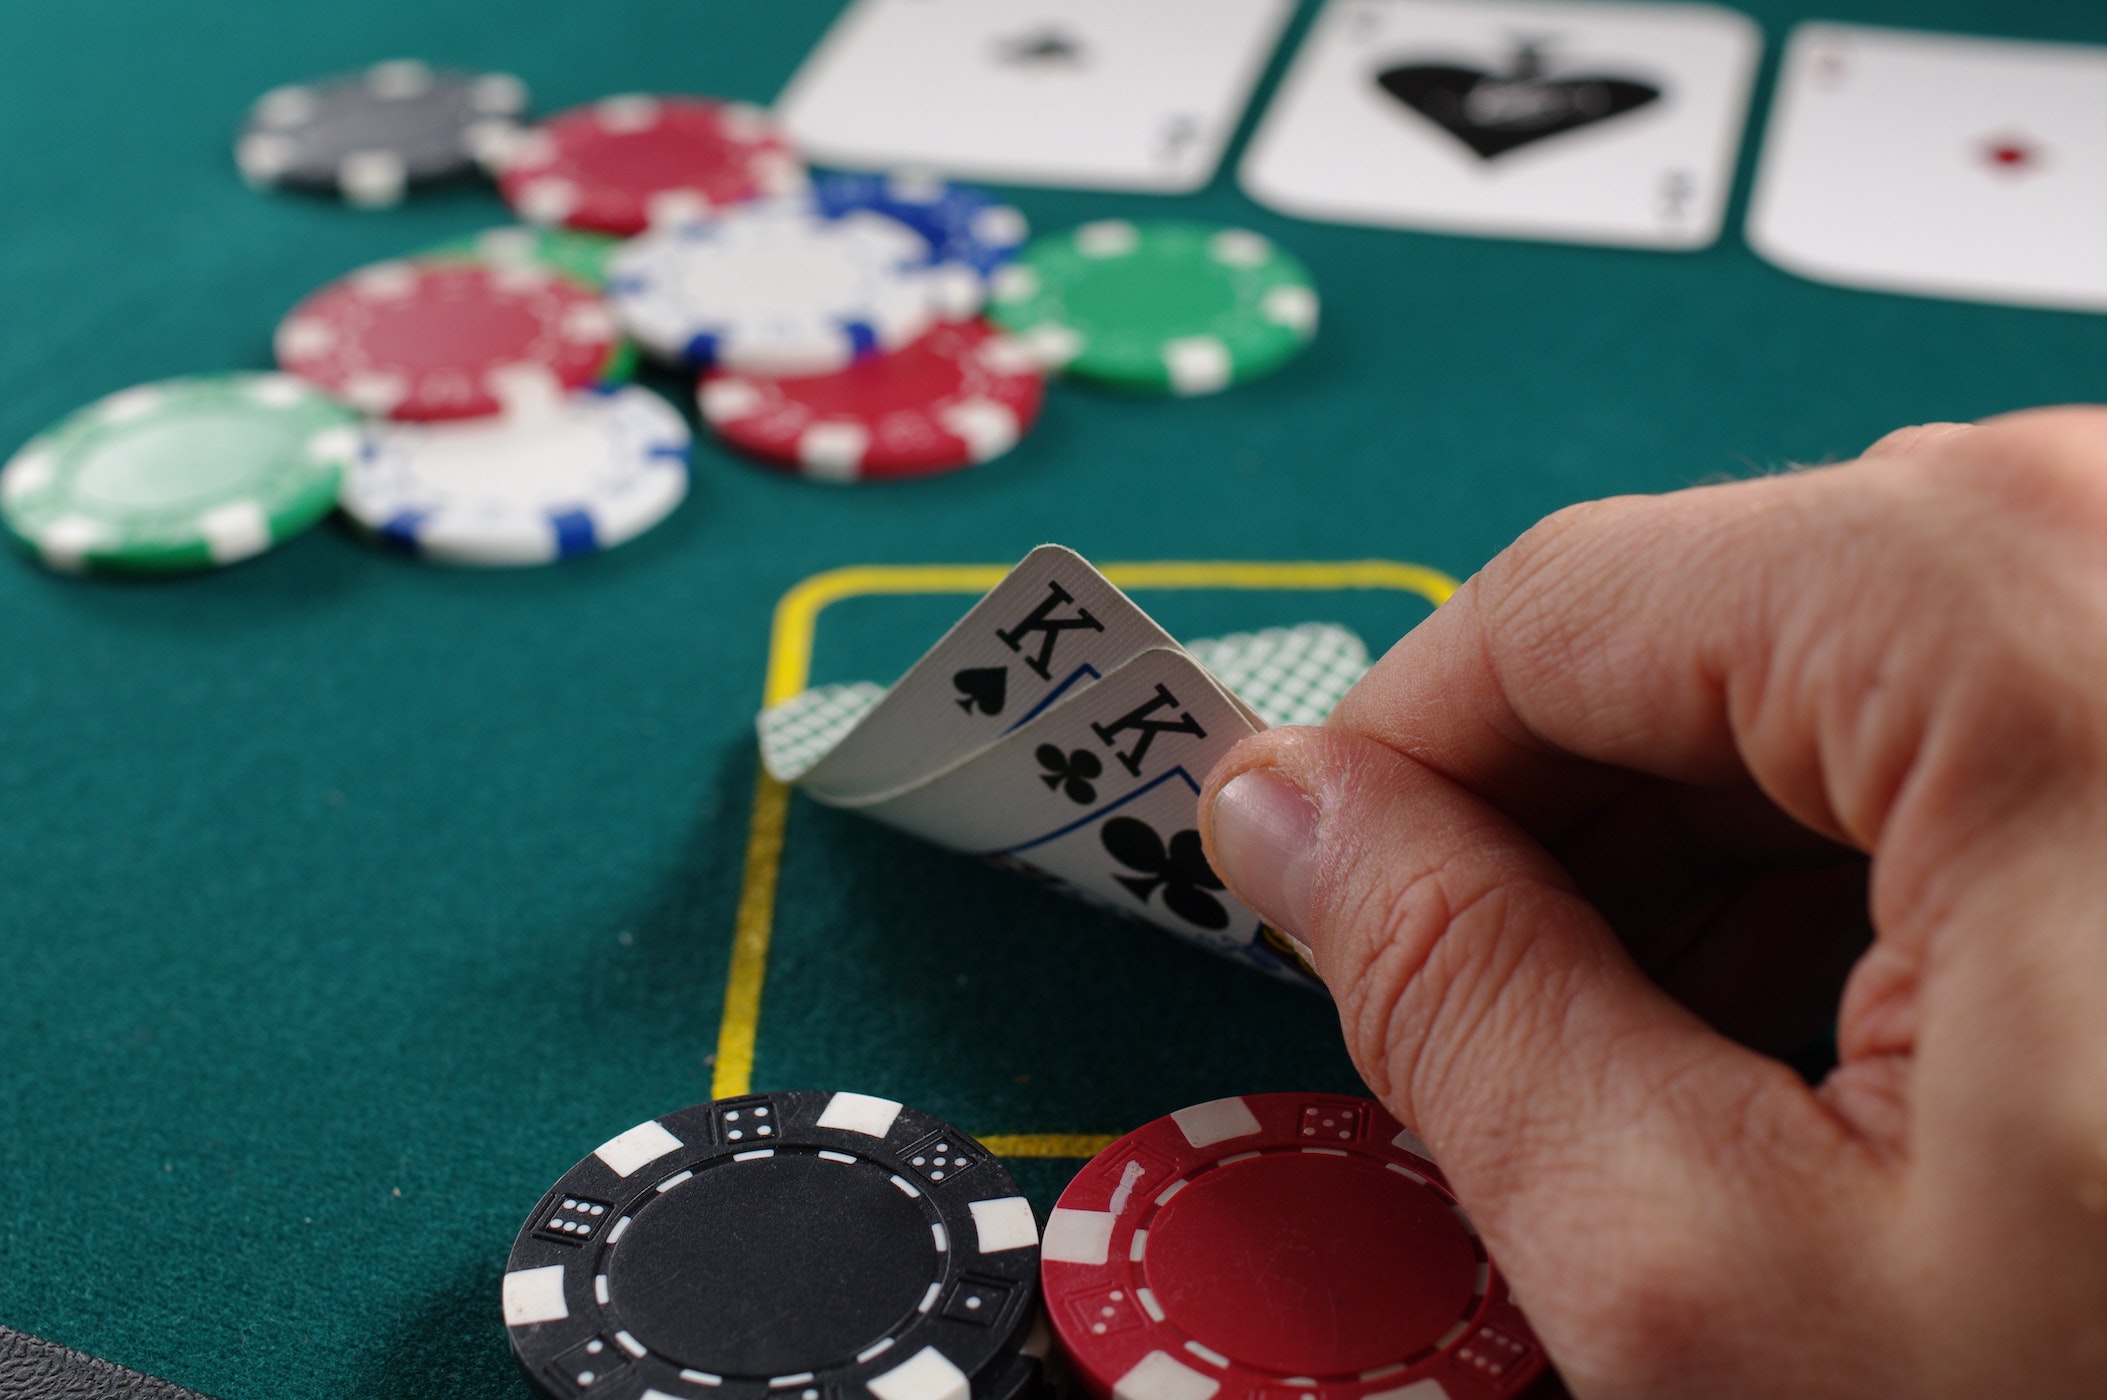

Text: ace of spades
xmin=1240 ymin=0 xmax=1762 ymax=250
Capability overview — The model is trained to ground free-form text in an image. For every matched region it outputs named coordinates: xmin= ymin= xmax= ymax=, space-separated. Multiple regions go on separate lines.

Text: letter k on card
xmin=795 ymin=545 xmax=1180 ymax=804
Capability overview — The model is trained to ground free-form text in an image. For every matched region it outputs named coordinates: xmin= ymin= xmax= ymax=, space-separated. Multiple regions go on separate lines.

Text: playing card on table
xmin=853 ymin=646 xmax=1275 ymax=963
xmin=850 ymin=643 xmax=1251 ymax=836
xmin=757 ymin=550 xmax=1379 ymax=982
xmin=785 ymin=545 xmax=1180 ymax=803
xmin=1747 ymin=24 xmax=2107 ymax=313
xmin=1240 ymin=0 xmax=1762 ymax=249
xmin=774 ymin=0 xmax=1297 ymax=192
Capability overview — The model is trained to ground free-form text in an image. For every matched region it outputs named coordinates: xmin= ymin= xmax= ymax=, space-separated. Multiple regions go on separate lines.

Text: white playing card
xmin=843 ymin=646 xmax=1257 ymax=844
xmin=789 ymin=545 xmax=1178 ymax=803
xmin=1239 ymin=0 xmax=1762 ymax=249
xmin=995 ymin=760 xmax=1271 ymax=962
xmin=1747 ymin=24 xmax=2107 ymax=312
xmin=757 ymin=559 xmax=1373 ymax=984
xmin=758 ymin=621 xmax=1372 ymax=785
xmin=848 ymin=646 xmax=1281 ymax=964
xmin=774 ymin=0 xmax=1297 ymax=192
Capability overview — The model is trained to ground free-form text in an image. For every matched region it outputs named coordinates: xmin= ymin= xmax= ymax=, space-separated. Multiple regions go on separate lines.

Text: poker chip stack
xmin=502 ymin=1092 xmax=1057 ymax=1400
xmin=1043 ymin=1092 xmax=1552 ymax=1400
xmin=270 ymin=254 xmax=690 ymax=565
xmin=500 ymin=1088 xmax=1554 ymax=1400
xmin=487 ymin=95 xmax=1055 ymax=484
xmin=1 ymin=66 xmax=1320 ymax=566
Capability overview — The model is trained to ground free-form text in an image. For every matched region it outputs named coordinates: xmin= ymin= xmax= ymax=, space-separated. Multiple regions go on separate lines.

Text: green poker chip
xmin=987 ymin=220 xmax=1319 ymax=395
xmin=0 ymin=373 xmax=361 ymax=575
xmin=418 ymin=225 xmax=638 ymax=385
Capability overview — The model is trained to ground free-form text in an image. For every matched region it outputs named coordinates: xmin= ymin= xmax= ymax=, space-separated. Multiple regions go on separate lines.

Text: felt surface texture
xmin=0 ymin=2 xmax=2102 ymax=1397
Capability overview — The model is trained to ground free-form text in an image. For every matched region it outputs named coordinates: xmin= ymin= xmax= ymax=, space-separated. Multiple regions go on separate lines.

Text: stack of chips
xmin=1 ymin=67 xmax=1320 ymax=575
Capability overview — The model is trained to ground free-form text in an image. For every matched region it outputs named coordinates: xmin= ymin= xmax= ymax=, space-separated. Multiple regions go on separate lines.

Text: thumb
xmin=1199 ymin=725 xmax=1867 ymax=1380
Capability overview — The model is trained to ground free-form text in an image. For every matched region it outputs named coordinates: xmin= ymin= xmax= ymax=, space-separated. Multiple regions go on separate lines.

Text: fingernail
xmin=1210 ymin=768 xmax=1321 ymax=941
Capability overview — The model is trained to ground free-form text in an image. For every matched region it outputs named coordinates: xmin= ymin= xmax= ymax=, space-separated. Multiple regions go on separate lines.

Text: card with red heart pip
xmin=1240 ymin=0 xmax=1762 ymax=250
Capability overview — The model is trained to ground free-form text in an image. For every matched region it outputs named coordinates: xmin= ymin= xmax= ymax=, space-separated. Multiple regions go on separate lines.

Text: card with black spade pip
xmin=1239 ymin=0 xmax=1762 ymax=249
xmin=786 ymin=545 xmax=1182 ymax=805
xmin=757 ymin=552 xmax=1382 ymax=983
xmin=846 ymin=646 xmax=1253 ymax=852
xmin=1746 ymin=24 xmax=2107 ymax=313
xmin=773 ymin=0 xmax=1297 ymax=192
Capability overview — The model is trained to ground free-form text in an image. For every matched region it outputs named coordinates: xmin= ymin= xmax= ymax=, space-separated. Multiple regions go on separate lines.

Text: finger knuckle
xmin=1920 ymin=407 xmax=2107 ymax=537
xmin=1480 ymin=500 xmax=1619 ymax=628
xmin=1320 ymin=840 xmax=1540 ymax=1110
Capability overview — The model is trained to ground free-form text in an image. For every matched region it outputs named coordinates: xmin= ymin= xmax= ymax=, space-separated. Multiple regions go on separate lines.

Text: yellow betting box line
xmin=714 ymin=559 xmax=1460 ymax=1151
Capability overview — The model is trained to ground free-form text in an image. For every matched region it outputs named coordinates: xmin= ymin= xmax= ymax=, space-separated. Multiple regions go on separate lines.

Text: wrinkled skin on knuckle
xmin=1696 ymin=422 xmax=2107 ymax=873
xmin=1477 ymin=501 xmax=1652 ymax=689
xmin=1316 ymin=812 xmax=1564 ymax=1140
xmin=1313 ymin=802 xmax=1460 ymax=1103
xmin=1845 ymin=419 xmax=2107 ymax=923
xmin=1488 ymin=489 xmax=1762 ymax=782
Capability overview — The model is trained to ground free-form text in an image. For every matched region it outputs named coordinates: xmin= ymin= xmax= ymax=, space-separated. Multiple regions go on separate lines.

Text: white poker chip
xmin=341 ymin=386 xmax=690 ymax=566
xmin=606 ymin=198 xmax=976 ymax=374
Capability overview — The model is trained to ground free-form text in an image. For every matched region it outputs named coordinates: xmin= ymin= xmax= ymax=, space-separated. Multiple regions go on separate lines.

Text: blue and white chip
xmin=341 ymin=385 xmax=689 ymax=566
xmin=606 ymin=197 xmax=978 ymax=374
xmin=811 ymin=171 xmax=1028 ymax=286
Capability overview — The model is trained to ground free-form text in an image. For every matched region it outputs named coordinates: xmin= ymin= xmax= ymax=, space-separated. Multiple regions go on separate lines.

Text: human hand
xmin=1201 ymin=410 xmax=2107 ymax=1398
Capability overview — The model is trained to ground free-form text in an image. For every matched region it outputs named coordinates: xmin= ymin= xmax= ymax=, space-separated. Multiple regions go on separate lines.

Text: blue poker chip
xmin=811 ymin=171 xmax=1029 ymax=280
xmin=340 ymin=385 xmax=690 ymax=566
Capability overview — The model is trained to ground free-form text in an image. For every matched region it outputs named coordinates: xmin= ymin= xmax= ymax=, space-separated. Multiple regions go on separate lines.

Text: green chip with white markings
xmin=987 ymin=220 xmax=1319 ymax=395
xmin=417 ymin=225 xmax=639 ymax=385
xmin=0 ymin=373 xmax=361 ymax=575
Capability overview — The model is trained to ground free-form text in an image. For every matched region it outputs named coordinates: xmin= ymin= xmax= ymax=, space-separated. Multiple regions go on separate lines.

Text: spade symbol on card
xmin=1102 ymin=817 xmax=1230 ymax=930
xmin=1037 ymin=745 xmax=1102 ymax=804
xmin=953 ymin=667 xmax=1008 ymax=716
xmin=993 ymin=26 xmax=1087 ymax=70
xmin=1376 ymin=42 xmax=1662 ymax=160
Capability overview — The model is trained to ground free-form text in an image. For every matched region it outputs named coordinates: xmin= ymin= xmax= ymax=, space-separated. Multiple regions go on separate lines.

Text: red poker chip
xmin=697 ymin=320 xmax=1044 ymax=482
xmin=492 ymin=95 xmax=804 ymax=235
xmin=275 ymin=260 xmax=619 ymax=421
xmin=1043 ymin=1093 xmax=1547 ymax=1400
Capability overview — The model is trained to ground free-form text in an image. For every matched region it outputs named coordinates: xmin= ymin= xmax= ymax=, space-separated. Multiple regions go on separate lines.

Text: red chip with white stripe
xmin=697 ymin=320 xmax=1044 ymax=482
xmin=492 ymin=95 xmax=804 ymax=235
xmin=274 ymin=260 xmax=618 ymax=421
xmin=1042 ymin=1093 xmax=1546 ymax=1400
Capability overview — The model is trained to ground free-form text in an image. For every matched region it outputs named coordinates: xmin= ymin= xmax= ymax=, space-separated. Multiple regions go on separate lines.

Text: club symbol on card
xmin=1037 ymin=745 xmax=1103 ymax=804
xmin=1102 ymin=817 xmax=1229 ymax=930
xmin=993 ymin=26 xmax=1087 ymax=70
xmin=1978 ymin=134 xmax=2044 ymax=177
xmin=1375 ymin=41 xmax=1662 ymax=160
xmin=953 ymin=667 xmax=1008 ymax=716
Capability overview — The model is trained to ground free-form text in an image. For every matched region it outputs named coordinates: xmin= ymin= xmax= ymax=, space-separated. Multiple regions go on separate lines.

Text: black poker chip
xmin=980 ymin=1313 xmax=1061 ymax=1400
xmin=503 ymin=1092 xmax=1043 ymax=1400
xmin=235 ymin=60 xmax=527 ymax=207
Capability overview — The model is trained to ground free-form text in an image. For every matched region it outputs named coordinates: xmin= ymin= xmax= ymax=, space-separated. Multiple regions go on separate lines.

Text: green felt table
xmin=0 ymin=1 xmax=2102 ymax=1396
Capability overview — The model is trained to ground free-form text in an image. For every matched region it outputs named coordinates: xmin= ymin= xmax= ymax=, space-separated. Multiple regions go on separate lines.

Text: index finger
xmin=1335 ymin=467 xmax=1855 ymax=846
